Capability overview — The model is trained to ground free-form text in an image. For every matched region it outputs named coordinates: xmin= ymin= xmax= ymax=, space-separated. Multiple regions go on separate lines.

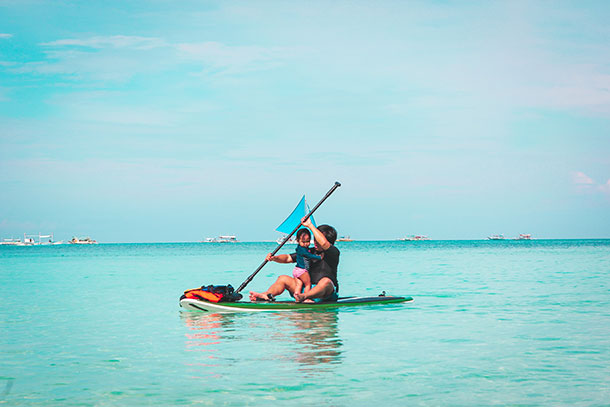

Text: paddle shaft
xmin=236 ymin=181 xmax=341 ymax=293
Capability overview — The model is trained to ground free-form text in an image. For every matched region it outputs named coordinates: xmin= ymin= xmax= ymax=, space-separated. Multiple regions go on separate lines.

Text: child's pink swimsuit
xmin=293 ymin=266 xmax=308 ymax=278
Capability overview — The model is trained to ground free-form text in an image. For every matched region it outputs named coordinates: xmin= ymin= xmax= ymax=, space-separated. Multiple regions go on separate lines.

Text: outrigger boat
xmin=487 ymin=234 xmax=505 ymax=240
xmin=276 ymin=235 xmax=297 ymax=244
xmin=516 ymin=234 xmax=532 ymax=240
xmin=202 ymin=235 xmax=238 ymax=243
xmin=1 ymin=233 xmax=63 ymax=245
xmin=70 ymin=237 xmax=97 ymax=244
xmin=399 ymin=235 xmax=430 ymax=241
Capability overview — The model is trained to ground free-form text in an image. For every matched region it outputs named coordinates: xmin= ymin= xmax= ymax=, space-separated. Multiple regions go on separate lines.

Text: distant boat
xmin=516 ymin=234 xmax=532 ymax=240
xmin=1 ymin=233 xmax=63 ymax=246
xmin=399 ymin=235 xmax=430 ymax=241
xmin=487 ymin=234 xmax=505 ymax=240
xmin=336 ymin=236 xmax=353 ymax=242
xmin=218 ymin=235 xmax=238 ymax=243
xmin=276 ymin=235 xmax=297 ymax=245
xmin=70 ymin=237 xmax=97 ymax=244
xmin=202 ymin=235 xmax=238 ymax=243
xmin=37 ymin=234 xmax=62 ymax=245
xmin=0 ymin=238 xmax=24 ymax=246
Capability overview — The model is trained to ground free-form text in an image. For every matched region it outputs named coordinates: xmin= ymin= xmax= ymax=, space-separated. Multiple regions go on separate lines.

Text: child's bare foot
xmin=294 ymin=292 xmax=306 ymax=303
xmin=249 ymin=291 xmax=272 ymax=301
xmin=303 ymin=299 xmax=315 ymax=303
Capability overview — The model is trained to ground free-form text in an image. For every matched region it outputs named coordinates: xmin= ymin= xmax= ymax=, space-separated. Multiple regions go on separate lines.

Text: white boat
xmin=217 ymin=235 xmax=238 ymax=243
xmin=0 ymin=238 xmax=24 ymax=246
xmin=276 ymin=235 xmax=297 ymax=245
xmin=37 ymin=234 xmax=62 ymax=245
xmin=70 ymin=237 xmax=97 ymax=244
xmin=202 ymin=235 xmax=238 ymax=243
xmin=337 ymin=236 xmax=353 ymax=242
xmin=0 ymin=233 xmax=62 ymax=246
xmin=516 ymin=234 xmax=532 ymax=240
xmin=399 ymin=235 xmax=430 ymax=241
xmin=487 ymin=234 xmax=505 ymax=240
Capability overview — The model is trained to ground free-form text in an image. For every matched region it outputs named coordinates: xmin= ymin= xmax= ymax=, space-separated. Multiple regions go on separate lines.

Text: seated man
xmin=249 ymin=218 xmax=340 ymax=303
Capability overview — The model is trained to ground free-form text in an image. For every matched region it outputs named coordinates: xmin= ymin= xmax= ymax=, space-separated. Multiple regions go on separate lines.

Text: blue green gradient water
xmin=1 ymin=240 xmax=609 ymax=405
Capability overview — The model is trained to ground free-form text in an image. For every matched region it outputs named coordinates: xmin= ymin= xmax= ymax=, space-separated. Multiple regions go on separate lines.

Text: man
xmin=249 ymin=217 xmax=340 ymax=303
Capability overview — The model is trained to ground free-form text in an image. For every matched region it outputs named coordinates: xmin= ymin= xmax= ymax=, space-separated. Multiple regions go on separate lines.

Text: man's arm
xmin=301 ymin=217 xmax=330 ymax=250
xmin=266 ymin=253 xmax=295 ymax=263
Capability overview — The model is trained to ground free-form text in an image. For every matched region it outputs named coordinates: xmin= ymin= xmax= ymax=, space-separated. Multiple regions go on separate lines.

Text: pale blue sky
xmin=1 ymin=0 xmax=609 ymax=242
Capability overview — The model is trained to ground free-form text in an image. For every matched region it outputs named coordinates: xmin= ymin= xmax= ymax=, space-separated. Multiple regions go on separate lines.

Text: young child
xmin=293 ymin=228 xmax=322 ymax=297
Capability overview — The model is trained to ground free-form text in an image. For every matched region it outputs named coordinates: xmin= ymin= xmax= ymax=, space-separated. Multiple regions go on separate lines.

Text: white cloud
xmin=42 ymin=35 xmax=167 ymax=50
xmin=517 ymin=69 xmax=610 ymax=115
xmin=8 ymin=35 xmax=174 ymax=82
xmin=573 ymin=172 xmax=610 ymax=196
xmin=47 ymin=91 xmax=179 ymax=126
xmin=8 ymin=35 xmax=287 ymax=83
xmin=176 ymin=41 xmax=288 ymax=75
xmin=0 ymin=33 xmax=13 ymax=39
xmin=573 ymin=171 xmax=594 ymax=185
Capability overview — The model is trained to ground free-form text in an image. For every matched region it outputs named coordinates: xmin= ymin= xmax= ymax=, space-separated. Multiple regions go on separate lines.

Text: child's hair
xmin=296 ymin=228 xmax=311 ymax=241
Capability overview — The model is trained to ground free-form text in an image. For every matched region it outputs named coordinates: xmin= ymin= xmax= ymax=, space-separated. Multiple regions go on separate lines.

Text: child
xmin=293 ymin=228 xmax=322 ymax=297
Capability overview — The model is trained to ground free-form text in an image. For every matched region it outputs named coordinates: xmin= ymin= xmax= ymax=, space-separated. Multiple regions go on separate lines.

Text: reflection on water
xmin=182 ymin=312 xmax=228 ymax=350
xmin=271 ymin=311 xmax=342 ymax=369
xmin=180 ymin=310 xmax=342 ymax=374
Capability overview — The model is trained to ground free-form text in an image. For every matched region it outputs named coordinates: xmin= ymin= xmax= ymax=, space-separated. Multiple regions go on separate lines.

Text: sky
xmin=1 ymin=0 xmax=609 ymax=242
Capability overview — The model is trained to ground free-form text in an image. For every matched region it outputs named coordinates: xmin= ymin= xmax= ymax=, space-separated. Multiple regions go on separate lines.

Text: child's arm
xmin=266 ymin=253 xmax=296 ymax=263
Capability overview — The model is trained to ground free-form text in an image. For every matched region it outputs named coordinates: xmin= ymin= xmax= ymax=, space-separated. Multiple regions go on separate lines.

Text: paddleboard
xmin=179 ymin=295 xmax=413 ymax=313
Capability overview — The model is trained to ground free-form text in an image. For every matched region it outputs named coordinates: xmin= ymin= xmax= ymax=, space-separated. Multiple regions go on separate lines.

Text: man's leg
xmin=249 ymin=275 xmax=298 ymax=301
xmin=294 ymin=277 xmax=334 ymax=303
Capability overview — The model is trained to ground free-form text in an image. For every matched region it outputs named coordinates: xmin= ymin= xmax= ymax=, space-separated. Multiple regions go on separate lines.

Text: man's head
xmin=317 ymin=224 xmax=337 ymax=245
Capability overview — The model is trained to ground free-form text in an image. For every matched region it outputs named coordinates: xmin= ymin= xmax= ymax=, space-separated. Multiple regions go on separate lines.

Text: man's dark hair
xmin=296 ymin=228 xmax=311 ymax=240
xmin=317 ymin=224 xmax=337 ymax=245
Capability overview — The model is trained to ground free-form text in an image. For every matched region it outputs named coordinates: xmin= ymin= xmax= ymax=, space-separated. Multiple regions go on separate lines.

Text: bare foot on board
xmin=249 ymin=291 xmax=271 ymax=302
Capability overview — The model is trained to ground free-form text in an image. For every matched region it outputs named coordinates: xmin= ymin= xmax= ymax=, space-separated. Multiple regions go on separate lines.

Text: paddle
xmin=235 ymin=181 xmax=341 ymax=293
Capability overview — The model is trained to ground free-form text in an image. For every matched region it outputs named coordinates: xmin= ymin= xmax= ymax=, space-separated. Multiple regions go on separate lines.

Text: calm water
xmin=1 ymin=240 xmax=609 ymax=406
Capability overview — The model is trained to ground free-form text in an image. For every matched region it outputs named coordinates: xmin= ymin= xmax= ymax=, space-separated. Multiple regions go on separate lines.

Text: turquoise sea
xmin=1 ymin=240 xmax=609 ymax=406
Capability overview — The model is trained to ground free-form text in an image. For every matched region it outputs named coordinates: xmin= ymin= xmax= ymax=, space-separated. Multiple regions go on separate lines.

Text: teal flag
xmin=276 ymin=195 xmax=317 ymax=234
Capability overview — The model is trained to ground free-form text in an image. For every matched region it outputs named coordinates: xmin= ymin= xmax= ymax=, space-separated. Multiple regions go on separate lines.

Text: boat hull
xmin=180 ymin=295 xmax=413 ymax=313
